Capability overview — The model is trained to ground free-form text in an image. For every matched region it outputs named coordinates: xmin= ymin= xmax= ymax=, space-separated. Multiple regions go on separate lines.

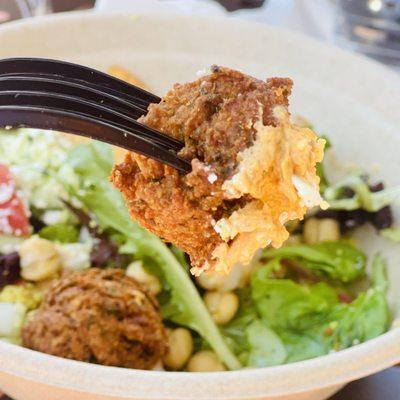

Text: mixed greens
xmin=223 ymin=248 xmax=389 ymax=367
xmin=0 ymin=128 xmax=397 ymax=370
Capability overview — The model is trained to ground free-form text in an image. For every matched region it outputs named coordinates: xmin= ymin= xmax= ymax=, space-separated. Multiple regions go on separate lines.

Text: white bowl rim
xmin=0 ymin=10 xmax=399 ymax=399
xmin=1 ymin=330 xmax=400 ymax=399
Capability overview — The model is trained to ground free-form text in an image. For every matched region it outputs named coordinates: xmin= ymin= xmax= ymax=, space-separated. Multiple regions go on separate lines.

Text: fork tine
xmin=0 ymin=90 xmax=183 ymax=151
xmin=8 ymin=72 xmax=151 ymax=110
xmin=0 ymin=75 xmax=148 ymax=121
xmin=0 ymin=58 xmax=160 ymax=108
xmin=0 ymin=105 xmax=191 ymax=173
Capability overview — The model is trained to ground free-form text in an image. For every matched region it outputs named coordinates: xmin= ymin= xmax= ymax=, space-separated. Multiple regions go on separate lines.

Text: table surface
xmin=1 ymin=367 xmax=399 ymax=400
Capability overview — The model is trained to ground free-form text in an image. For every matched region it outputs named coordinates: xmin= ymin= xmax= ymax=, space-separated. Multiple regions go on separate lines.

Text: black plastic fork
xmin=0 ymin=58 xmax=191 ymax=173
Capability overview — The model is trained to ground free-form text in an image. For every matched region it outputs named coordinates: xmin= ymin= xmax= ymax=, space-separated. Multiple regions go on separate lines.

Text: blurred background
xmin=0 ymin=0 xmax=399 ymax=71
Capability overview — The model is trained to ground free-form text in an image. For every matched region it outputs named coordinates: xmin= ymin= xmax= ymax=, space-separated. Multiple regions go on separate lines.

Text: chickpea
xmin=187 ymin=350 xmax=226 ymax=372
xmin=204 ymin=291 xmax=239 ymax=325
xmin=318 ymin=219 xmax=340 ymax=242
xmin=303 ymin=218 xmax=320 ymax=244
xmin=19 ymin=236 xmax=61 ymax=282
xmin=196 ymin=270 xmax=227 ymax=291
xmin=237 ymin=262 xmax=254 ymax=288
xmin=284 ymin=234 xmax=302 ymax=246
xmin=303 ymin=218 xmax=340 ymax=244
xmin=163 ymin=328 xmax=193 ymax=370
xmin=126 ymin=261 xmax=162 ymax=295
xmin=197 ymin=263 xmax=253 ymax=292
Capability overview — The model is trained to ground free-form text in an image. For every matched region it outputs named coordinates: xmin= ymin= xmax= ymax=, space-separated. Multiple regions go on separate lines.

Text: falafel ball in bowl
xmin=22 ymin=268 xmax=168 ymax=370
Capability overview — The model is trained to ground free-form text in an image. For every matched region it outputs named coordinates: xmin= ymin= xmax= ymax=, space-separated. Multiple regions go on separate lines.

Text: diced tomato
xmin=0 ymin=164 xmax=30 ymax=236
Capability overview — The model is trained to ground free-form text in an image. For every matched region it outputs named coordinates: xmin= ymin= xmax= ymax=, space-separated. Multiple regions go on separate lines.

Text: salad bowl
xmin=0 ymin=11 xmax=400 ymax=400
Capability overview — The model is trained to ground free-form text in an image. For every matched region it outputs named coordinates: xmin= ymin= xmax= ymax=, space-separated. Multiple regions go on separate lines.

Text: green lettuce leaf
xmin=64 ymin=141 xmax=241 ymax=370
xmin=246 ymin=320 xmax=287 ymax=367
xmin=66 ymin=140 xmax=113 ymax=180
xmin=325 ymin=254 xmax=389 ymax=349
xmin=39 ymin=223 xmax=79 ymax=243
xmin=251 ymin=254 xmax=389 ymax=362
xmin=223 ymin=289 xmax=288 ymax=367
xmin=222 ymin=287 xmax=258 ymax=361
xmin=316 ymin=135 xmax=331 ymax=193
xmin=252 ymin=263 xmax=339 ymax=330
xmin=324 ymin=175 xmax=400 ymax=211
xmin=262 ymin=241 xmax=366 ymax=283
xmin=278 ymin=330 xmax=327 ymax=362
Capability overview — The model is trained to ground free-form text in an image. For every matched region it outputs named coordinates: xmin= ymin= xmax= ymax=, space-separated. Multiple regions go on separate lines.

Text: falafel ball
xmin=111 ymin=67 xmax=326 ymax=275
xmin=22 ymin=268 xmax=167 ymax=369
